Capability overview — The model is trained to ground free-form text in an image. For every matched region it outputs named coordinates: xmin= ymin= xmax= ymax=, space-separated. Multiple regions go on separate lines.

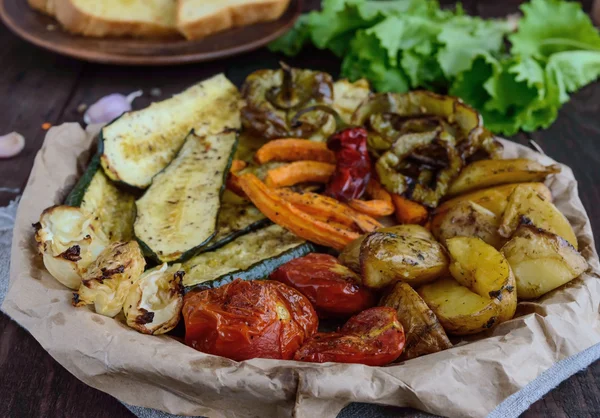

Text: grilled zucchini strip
xmin=201 ymin=190 xmax=270 ymax=253
xmin=101 ymin=74 xmax=241 ymax=188
xmin=183 ymin=224 xmax=314 ymax=290
xmin=65 ymin=153 xmax=136 ymax=242
xmin=135 ymin=130 xmax=238 ymax=263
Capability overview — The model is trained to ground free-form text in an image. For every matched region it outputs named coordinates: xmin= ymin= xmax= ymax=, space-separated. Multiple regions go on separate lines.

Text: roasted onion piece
xmin=241 ymin=64 xmax=335 ymax=140
xmin=73 ymin=241 xmax=146 ymax=317
xmin=124 ymin=263 xmax=184 ymax=335
xmin=34 ymin=205 xmax=109 ymax=290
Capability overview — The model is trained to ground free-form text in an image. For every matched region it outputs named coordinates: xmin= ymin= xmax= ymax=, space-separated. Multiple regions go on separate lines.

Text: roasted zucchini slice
xmin=65 ymin=153 xmax=136 ymax=242
xmin=135 ymin=130 xmax=238 ymax=263
xmin=101 ymin=74 xmax=241 ymax=188
xmin=183 ymin=224 xmax=314 ymax=290
xmin=201 ymin=190 xmax=271 ymax=253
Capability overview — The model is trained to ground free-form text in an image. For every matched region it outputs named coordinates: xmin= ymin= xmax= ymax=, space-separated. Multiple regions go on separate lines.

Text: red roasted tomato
xmin=183 ymin=279 xmax=318 ymax=361
xmin=270 ymin=253 xmax=376 ymax=317
xmin=293 ymin=307 xmax=405 ymax=366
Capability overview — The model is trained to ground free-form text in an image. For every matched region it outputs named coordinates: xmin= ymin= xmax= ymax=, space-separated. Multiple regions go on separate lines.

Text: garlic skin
xmin=0 ymin=132 xmax=25 ymax=159
xmin=83 ymin=91 xmax=143 ymax=125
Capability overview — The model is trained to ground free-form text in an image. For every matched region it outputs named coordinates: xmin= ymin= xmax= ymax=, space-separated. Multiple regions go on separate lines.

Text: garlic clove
xmin=0 ymin=132 xmax=25 ymax=159
xmin=83 ymin=90 xmax=143 ymax=125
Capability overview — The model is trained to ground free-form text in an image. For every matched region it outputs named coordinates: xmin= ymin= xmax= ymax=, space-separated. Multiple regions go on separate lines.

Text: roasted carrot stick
xmin=255 ymin=139 xmax=336 ymax=164
xmin=227 ymin=162 xmax=247 ymax=197
xmin=391 ymin=194 xmax=429 ymax=225
xmin=274 ymin=188 xmax=382 ymax=233
xmin=265 ymin=161 xmax=336 ymax=188
xmin=348 ymin=177 xmax=395 ymax=217
xmin=237 ymin=173 xmax=360 ymax=251
xmin=230 ymin=160 xmax=247 ymax=173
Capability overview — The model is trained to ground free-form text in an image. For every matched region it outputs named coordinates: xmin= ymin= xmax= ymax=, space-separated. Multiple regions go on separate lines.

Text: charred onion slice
xmin=241 ymin=65 xmax=335 ymax=140
xmin=34 ymin=205 xmax=109 ymax=289
xmin=73 ymin=241 xmax=146 ymax=317
xmin=124 ymin=263 xmax=184 ymax=335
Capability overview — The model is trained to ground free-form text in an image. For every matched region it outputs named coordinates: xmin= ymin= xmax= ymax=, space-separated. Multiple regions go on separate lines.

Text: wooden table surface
xmin=1 ymin=1 xmax=599 ymax=417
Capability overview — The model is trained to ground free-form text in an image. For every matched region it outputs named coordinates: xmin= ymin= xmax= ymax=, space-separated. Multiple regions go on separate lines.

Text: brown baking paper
xmin=3 ymin=123 xmax=600 ymax=418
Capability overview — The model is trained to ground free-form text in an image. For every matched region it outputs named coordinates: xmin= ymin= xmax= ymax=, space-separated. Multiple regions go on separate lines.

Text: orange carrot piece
xmin=227 ymin=172 xmax=246 ymax=198
xmin=237 ymin=174 xmax=360 ymax=251
xmin=265 ymin=161 xmax=336 ymax=188
xmin=348 ymin=178 xmax=395 ymax=217
xmin=366 ymin=177 xmax=392 ymax=202
xmin=391 ymin=194 xmax=429 ymax=225
xmin=230 ymin=160 xmax=247 ymax=173
xmin=348 ymin=200 xmax=395 ymax=217
xmin=274 ymin=188 xmax=382 ymax=233
xmin=255 ymin=139 xmax=336 ymax=164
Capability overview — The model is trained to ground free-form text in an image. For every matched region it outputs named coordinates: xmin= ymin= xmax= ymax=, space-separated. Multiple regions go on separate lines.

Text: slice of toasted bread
xmin=53 ymin=0 xmax=178 ymax=38
xmin=28 ymin=0 xmax=56 ymax=16
xmin=176 ymin=0 xmax=290 ymax=40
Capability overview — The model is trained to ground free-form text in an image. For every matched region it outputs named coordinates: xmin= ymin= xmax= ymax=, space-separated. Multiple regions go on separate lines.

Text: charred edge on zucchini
xmin=64 ymin=152 xmax=102 ymax=207
xmin=184 ymin=242 xmax=315 ymax=293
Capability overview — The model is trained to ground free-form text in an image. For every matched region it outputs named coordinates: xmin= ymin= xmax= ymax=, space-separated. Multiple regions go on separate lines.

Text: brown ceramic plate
xmin=0 ymin=0 xmax=301 ymax=65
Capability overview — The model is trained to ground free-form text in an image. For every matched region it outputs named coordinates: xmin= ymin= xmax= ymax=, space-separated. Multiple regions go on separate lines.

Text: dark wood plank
xmin=0 ymin=23 xmax=84 ymax=207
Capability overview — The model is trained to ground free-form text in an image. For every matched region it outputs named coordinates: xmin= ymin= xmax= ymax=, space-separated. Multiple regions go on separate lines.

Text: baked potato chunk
xmin=430 ymin=201 xmax=505 ymax=249
xmin=380 ymin=282 xmax=452 ymax=360
xmin=360 ymin=227 xmax=448 ymax=289
xmin=446 ymin=237 xmax=516 ymax=323
xmin=436 ymin=182 xmax=552 ymax=218
xmin=124 ymin=263 xmax=184 ymax=335
xmin=417 ymin=278 xmax=498 ymax=336
xmin=501 ymin=225 xmax=587 ymax=300
xmin=447 ymin=159 xmax=560 ymax=196
xmin=74 ymin=241 xmax=146 ymax=317
xmin=499 ymin=184 xmax=578 ymax=249
xmin=339 ymin=225 xmax=436 ymax=273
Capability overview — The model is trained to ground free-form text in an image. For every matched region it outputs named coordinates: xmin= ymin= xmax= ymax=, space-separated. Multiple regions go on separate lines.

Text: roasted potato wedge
xmin=339 ymin=225 xmax=436 ymax=273
xmin=360 ymin=228 xmax=448 ymax=288
xmin=447 ymin=159 xmax=560 ymax=196
xmin=501 ymin=225 xmax=587 ymax=300
xmin=417 ymin=278 xmax=498 ymax=336
xmin=499 ymin=184 xmax=578 ymax=249
xmin=430 ymin=201 xmax=505 ymax=249
xmin=446 ymin=237 xmax=516 ymax=323
xmin=436 ymin=182 xmax=552 ymax=218
xmin=380 ymin=282 xmax=452 ymax=360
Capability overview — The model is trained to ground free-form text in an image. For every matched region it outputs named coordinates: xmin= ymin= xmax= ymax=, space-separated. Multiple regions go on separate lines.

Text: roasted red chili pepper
xmin=325 ymin=127 xmax=371 ymax=201
xmin=292 ymin=106 xmax=372 ymax=202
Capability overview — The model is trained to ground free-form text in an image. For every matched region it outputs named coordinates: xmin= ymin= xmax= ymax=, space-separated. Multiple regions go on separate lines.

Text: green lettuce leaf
xmin=546 ymin=51 xmax=600 ymax=103
xmin=342 ymin=30 xmax=410 ymax=92
xmin=509 ymin=0 xmax=600 ymax=58
xmin=268 ymin=15 xmax=311 ymax=56
xmin=437 ymin=16 xmax=511 ymax=77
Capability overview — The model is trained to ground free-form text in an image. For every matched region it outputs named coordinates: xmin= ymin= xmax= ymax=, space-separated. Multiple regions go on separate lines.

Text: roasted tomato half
xmin=183 ymin=279 xmax=318 ymax=361
xmin=270 ymin=253 xmax=376 ymax=317
xmin=294 ymin=307 xmax=405 ymax=366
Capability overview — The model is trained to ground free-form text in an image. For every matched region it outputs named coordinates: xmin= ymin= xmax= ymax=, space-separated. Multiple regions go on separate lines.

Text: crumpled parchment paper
xmin=2 ymin=123 xmax=599 ymax=418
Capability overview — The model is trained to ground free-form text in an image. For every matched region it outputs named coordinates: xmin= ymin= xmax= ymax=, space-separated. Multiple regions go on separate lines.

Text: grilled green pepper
xmin=241 ymin=64 xmax=335 ymax=140
xmin=352 ymin=91 xmax=501 ymax=160
xmin=376 ymin=129 xmax=463 ymax=208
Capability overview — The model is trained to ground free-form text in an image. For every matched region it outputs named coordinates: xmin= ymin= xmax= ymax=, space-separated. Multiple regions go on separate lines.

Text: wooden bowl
xmin=0 ymin=0 xmax=301 ymax=65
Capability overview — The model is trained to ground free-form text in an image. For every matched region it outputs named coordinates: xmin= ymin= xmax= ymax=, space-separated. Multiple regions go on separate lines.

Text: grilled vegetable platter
xmin=33 ymin=65 xmax=587 ymax=366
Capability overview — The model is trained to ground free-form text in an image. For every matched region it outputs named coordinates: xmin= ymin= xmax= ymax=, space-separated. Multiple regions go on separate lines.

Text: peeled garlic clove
xmin=0 ymin=132 xmax=25 ymax=159
xmin=83 ymin=90 xmax=143 ymax=125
